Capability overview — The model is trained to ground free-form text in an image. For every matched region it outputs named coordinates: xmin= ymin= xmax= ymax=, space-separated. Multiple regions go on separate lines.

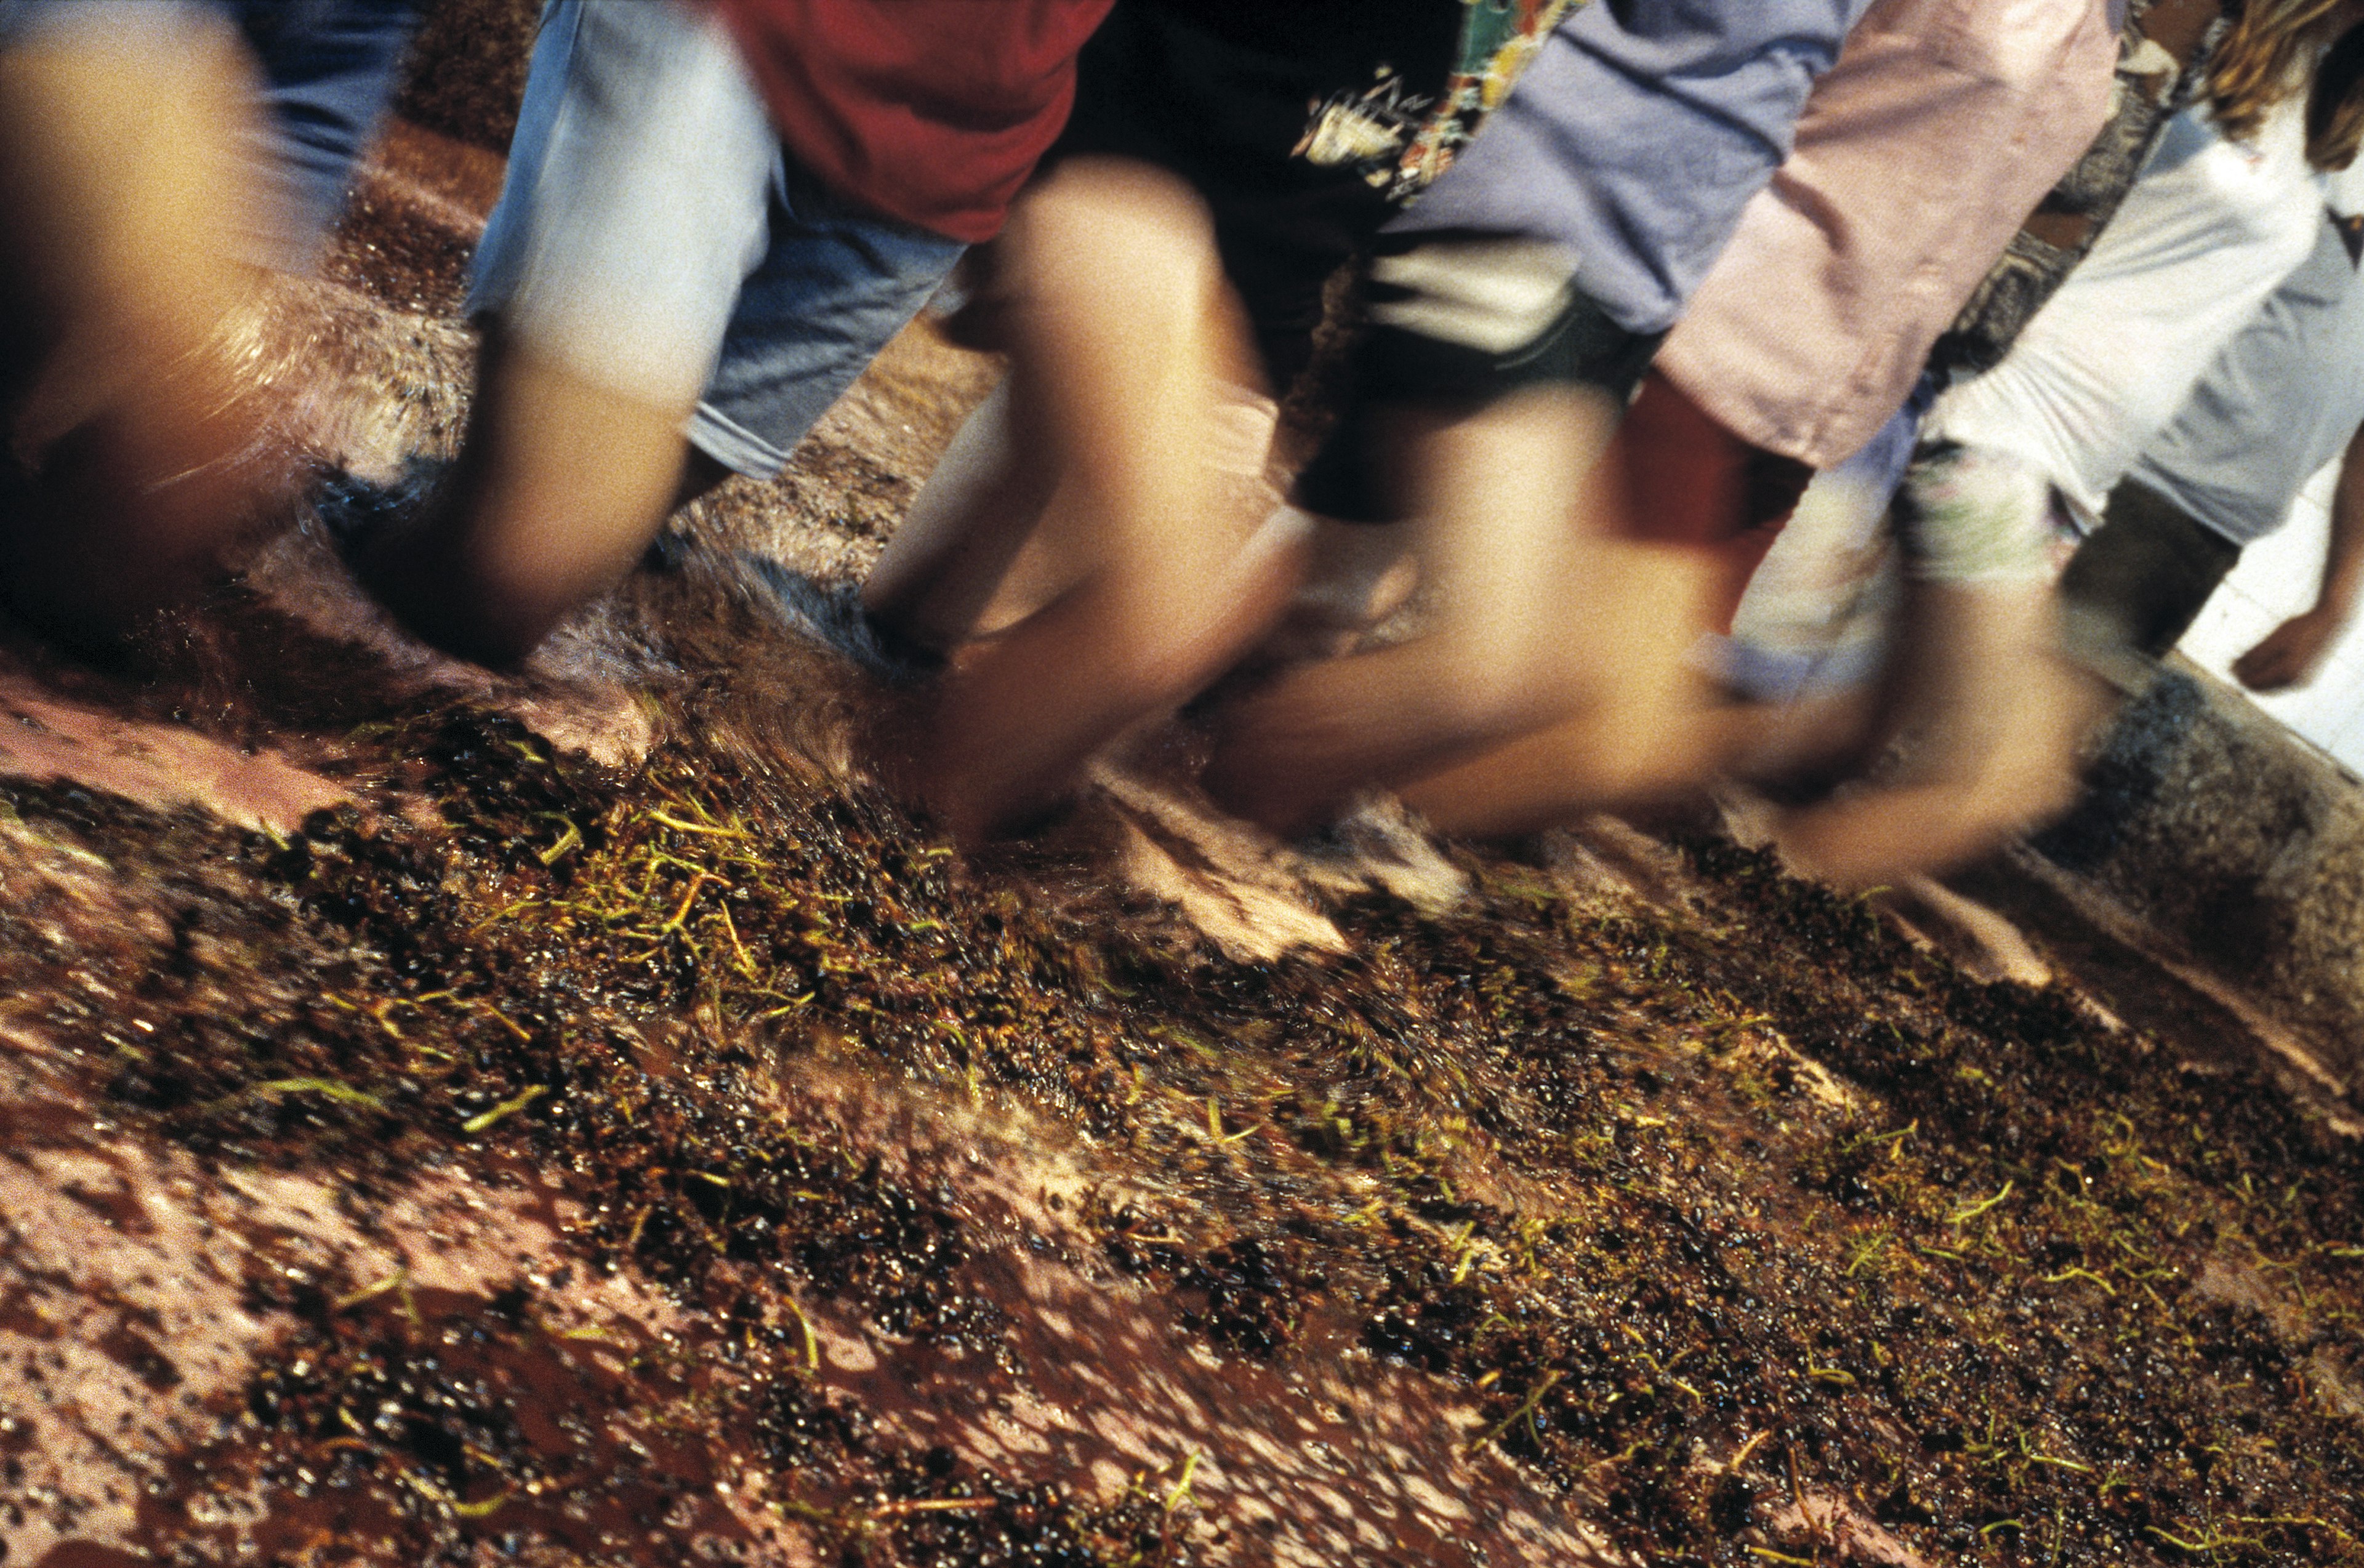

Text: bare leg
xmin=1773 ymin=577 xmax=2091 ymax=885
xmin=1392 ymin=541 xmax=1723 ymax=835
xmin=353 ymin=326 xmax=693 ymax=667
xmin=863 ymin=380 xmax=1068 ymax=648
xmin=909 ymin=159 xmax=1297 ymax=841
xmin=0 ymin=17 xmax=275 ymax=646
xmin=1766 ymin=442 xmax=2091 ymax=885
xmin=1718 ymin=685 xmax=1885 ymax=791
xmin=1248 ymin=513 xmax=1423 ymax=666
xmin=1203 ymin=385 xmax=1625 ymax=835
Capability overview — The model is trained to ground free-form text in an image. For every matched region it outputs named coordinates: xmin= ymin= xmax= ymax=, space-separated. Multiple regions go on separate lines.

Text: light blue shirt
xmin=2130 ymin=206 xmax=2364 ymax=545
xmin=1385 ymin=0 xmax=1874 ymax=335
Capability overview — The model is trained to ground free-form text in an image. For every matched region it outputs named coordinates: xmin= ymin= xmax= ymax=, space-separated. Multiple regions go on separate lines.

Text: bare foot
xmin=1771 ymin=580 xmax=2099 ymax=887
xmin=919 ymin=502 xmax=1310 ymax=843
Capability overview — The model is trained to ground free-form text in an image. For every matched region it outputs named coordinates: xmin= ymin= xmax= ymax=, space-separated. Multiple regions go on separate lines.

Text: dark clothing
xmin=1292 ymin=283 xmax=1663 ymax=523
xmin=1054 ymin=0 xmax=1570 ymax=380
xmin=2058 ymin=477 xmax=2245 ymax=662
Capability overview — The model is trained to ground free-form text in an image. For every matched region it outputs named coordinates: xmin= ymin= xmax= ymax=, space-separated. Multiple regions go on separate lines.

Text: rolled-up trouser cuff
xmin=1892 ymin=440 xmax=2056 ymax=585
xmin=1295 ymin=281 xmax=1663 ymax=524
xmin=467 ymin=0 xmax=965 ymax=478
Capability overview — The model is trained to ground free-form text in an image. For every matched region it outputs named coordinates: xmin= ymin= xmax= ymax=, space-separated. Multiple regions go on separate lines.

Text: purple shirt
xmin=1386 ymin=0 xmax=1876 ymax=337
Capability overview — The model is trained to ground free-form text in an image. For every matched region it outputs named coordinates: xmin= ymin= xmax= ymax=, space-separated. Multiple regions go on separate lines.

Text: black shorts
xmin=1048 ymin=0 xmax=1466 ymax=385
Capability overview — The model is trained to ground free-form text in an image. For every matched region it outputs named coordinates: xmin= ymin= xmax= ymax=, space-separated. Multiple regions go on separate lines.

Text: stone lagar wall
xmin=2035 ymin=658 xmax=2364 ymax=1083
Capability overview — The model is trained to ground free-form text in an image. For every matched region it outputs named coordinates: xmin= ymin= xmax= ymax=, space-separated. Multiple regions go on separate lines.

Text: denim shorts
xmin=468 ymin=0 xmax=968 ymax=479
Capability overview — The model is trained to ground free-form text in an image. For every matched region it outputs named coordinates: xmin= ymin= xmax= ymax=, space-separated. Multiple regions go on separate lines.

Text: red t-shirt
xmin=718 ymin=0 xmax=1114 ymax=243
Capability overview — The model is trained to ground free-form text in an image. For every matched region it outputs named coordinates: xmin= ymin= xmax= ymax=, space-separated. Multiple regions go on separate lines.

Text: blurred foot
xmin=310 ymin=455 xmax=449 ymax=566
xmin=1211 ymin=535 xmax=1716 ymax=838
xmin=1772 ymin=579 xmax=2093 ymax=887
xmin=744 ymin=557 xmax=946 ymax=686
xmin=1390 ymin=541 xmax=1724 ymax=835
xmin=920 ymin=501 xmax=1310 ymax=844
xmin=1250 ymin=510 xmax=1420 ymax=665
xmin=0 ymin=391 xmax=271 ymax=655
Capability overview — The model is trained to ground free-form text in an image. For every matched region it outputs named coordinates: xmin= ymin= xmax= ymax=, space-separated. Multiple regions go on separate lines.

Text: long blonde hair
xmin=2208 ymin=0 xmax=2364 ymax=166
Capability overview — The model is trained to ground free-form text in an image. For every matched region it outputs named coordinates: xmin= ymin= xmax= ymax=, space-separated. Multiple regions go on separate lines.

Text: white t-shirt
xmin=1923 ymin=91 xmax=2323 ymax=529
xmin=2127 ymin=163 xmax=2364 ymax=544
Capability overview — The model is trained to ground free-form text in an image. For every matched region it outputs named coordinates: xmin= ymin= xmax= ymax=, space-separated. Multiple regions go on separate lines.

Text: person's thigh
xmin=467 ymin=0 xmax=776 ymax=417
xmin=691 ymin=163 xmax=964 ymax=478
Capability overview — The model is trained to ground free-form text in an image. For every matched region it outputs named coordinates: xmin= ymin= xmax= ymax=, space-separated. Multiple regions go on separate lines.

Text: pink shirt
xmin=1652 ymin=0 xmax=2118 ymax=470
